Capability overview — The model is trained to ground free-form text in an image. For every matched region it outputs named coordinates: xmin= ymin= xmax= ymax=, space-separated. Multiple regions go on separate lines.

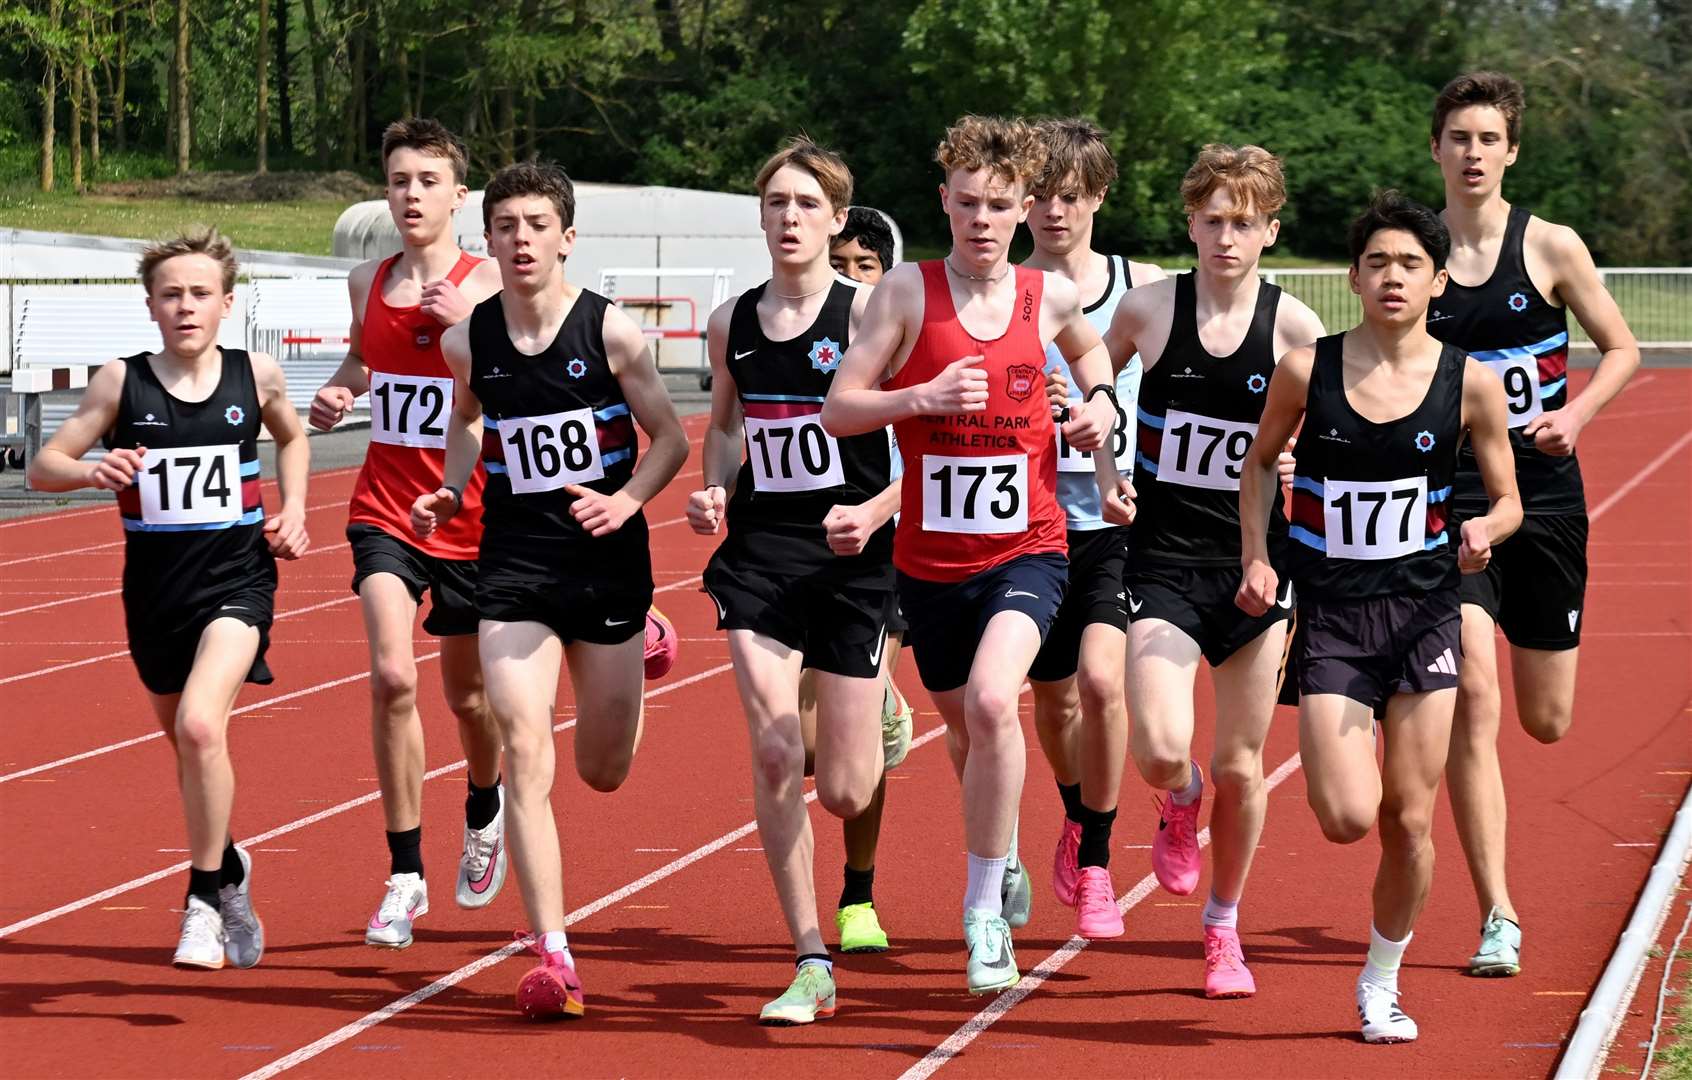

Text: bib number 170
xmin=922 ymin=452 xmax=1027 ymax=534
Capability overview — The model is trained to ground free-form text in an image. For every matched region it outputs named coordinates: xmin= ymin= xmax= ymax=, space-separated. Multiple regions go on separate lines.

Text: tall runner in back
xmin=29 ymin=230 xmax=311 ymax=969
xmin=687 ymin=140 xmax=901 ymax=1024
xmin=1021 ymin=118 xmax=1165 ymax=941
xmin=1103 ymin=145 xmax=1323 ymax=995
xmin=1426 ymin=72 xmax=1641 ymax=976
xmin=309 ymin=119 xmax=509 ymax=947
xmin=1239 ymin=192 xmax=1520 ymax=1042
xmin=824 ymin=115 xmax=1129 ymax=994
xmin=410 ymin=162 xmax=689 ymax=1019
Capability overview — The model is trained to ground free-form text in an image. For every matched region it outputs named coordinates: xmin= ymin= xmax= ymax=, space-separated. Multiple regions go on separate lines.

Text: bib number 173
xmin=922 ymin=452 xmax=1027 ymax=534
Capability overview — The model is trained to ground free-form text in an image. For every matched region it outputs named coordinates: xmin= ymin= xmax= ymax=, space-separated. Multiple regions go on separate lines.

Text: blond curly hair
xmin=935 ymin=115 xmax=1048 ymax=190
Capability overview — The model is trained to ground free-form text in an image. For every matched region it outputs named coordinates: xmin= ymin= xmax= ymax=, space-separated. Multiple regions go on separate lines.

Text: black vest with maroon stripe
xmin=1426 ymin=206 xmax=1582 ymax=516
xmin=107 ymin=347 xmax=274 ymax=626
xmin=468 ymin=289 xmax=645 ymax=553
xmin=1285 ymin=334 xmax=1464 ymax=600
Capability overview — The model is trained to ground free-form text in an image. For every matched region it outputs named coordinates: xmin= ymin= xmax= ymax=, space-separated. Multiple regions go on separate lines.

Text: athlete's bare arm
xmin=252 ymin=351 xmax=311 ymax=559
xmin=1045 ymin=271 xmax=1117 ymax=453
xmin=26 ymin=357 xmax=129 ymax=492
xmin=822 ymin=263 xmax=986 ymax=436
xmin=411 ymin=320 xmax=484 ymax=539
xmin=1103 ymin=277 xmax=1177 ymax=376
xmin=419 ymin=257 xmax=502 ymax=325
xmin=1458 ymin=357 xmax=1524 ymax=571
xmin=1271 ymin=292 xmax=1326 ymax=483
xmin=821 ymin=280 xmax=905 ymax=553
xmin=687 ymin=298 xmax=746 ymax=535
xmin=1127 ymin=259 xmax=1169 ymax=287
xmin=1236 ymin=344 xmax=1314 ymax=616
xmin=311 ymin=259 xmax=380 ymax=430
xmin=568 ymin=303 xmax=688 ymax=538
xmin=1523 ymin=219 xmax=1641 ymax=456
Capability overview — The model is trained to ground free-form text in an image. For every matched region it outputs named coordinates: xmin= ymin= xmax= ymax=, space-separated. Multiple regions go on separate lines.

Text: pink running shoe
xmin=1203 ymin=925 xmax=1256 ymax=999
xmin=516 ymin=934 xmax=586 ymax=1020
xmin=1053 ymin=818 xmax=1082 ymax=907
xmin=643 ymin=607 xmax=678 ymax=681
xmin=1074 ymin=866 xmax=1124 ymax=939
xmin=1151 ymin=791 xmax=1202 ymax=896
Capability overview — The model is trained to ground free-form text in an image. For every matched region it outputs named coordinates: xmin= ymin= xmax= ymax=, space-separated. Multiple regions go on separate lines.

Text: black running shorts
xmin=1291 ymin=587 xmax=1462 ymax=717
xmin=1029 ymin=527 xmax=1130 ymax=683
xmin=348 ymin=523 xmax=480 ymax=637
xmin=897 ymin=552 xmax=1068 ymax=694
xmin=1456 ymin=511 xmax=1588 ymax=650
xmin=1125 ymin=560 xmax=1292 ymax=667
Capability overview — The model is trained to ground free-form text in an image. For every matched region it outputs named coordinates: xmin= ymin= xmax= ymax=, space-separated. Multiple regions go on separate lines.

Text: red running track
xmin=0 ymin=382 xmax=1688 ymax=1078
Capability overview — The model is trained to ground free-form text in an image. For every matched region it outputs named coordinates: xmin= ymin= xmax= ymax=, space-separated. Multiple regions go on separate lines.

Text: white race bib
xmin=1054 ymin=398 xmax=1133 ymax=474
xmin=745 ymin=414 xmax=844 ymax=492
xmin=498 ymin=408 xmax=604 ymax=494
xmin=370 ymin=372 xmax=453 ymax=449
xmin=1156 ymin=409 xmax=1257 ymax=491
xmin=1483 ymin=355 xmax=1543 ymax=429
xmin=921 ymin=452 xmax=1027 ymax=534
xmin=139 ymin=445 xmax=243 ymax=525
xmin=1322 ymin=477 xmax=1428 ymax=560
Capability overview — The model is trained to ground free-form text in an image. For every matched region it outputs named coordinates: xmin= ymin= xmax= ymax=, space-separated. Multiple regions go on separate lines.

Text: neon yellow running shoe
xmin=759 ymin=963 xmax=836 ymax=1025
xmin=836 ymin=902 xmax=890 ymax=953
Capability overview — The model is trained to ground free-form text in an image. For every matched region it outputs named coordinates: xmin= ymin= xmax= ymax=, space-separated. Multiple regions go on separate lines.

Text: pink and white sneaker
xmin=1053 ymin=818 xmax=1082 ymax=907
xmin=517 ymin=934 xmax=586 ymax=1020
xmin=1151 ymin=790 xmax=1202 ymax=896
xmin=365 ymin=873 xmax=428 ymax=949
xmin=1203 ymin=925 xmax=1257 ymax=999
xmin=643 ymin=607 xmax=678 ymax=680
xmin=1074 ymin=866 xmax=1124 ymax=939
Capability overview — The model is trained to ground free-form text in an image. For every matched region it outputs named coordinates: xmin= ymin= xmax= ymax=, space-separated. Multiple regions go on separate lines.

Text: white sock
xmin=541 ymin=929 xmax=570 ymax=959
xmin=1006 ymin=817 xmax=1021 ymax=870
xmin=1202 ymin=893 xmax=1239 ymax=930
xmin=797 ymin=955 xmax=833 ymax=976
xmin=1170 ymin=762 xmax=1204 ymax=806
xmin=1361 ymin=923 xmax=1411 ymax=991
xmin=964 ymin=853 xmax=1008 ymax=916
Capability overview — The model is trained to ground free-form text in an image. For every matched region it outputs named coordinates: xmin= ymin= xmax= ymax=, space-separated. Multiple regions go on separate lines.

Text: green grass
xmin=1653 ymin=946 xmax=1692 ymax=1080
xmin=0 ymin=188 xmax=343 ymax=255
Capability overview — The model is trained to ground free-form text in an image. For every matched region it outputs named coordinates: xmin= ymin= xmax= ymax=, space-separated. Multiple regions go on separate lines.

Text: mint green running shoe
xmin=759 ymin=964 xmax=836 ymax=1025
xmin=964 ymin=908 xmax=1019 ymax=995
xmin=1468 ymin=906 xmax=1521 ymax=977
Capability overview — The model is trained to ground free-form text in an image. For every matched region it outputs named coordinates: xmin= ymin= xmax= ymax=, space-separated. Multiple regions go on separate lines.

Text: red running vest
xmin=885 ymin=261 xmax=1066 ymax=582
xmin=347 ymin=251 xmax=486 ymax=560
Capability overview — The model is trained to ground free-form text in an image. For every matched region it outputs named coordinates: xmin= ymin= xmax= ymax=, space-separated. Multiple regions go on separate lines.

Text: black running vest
xmin=1132 ymin=273 xmax=1287 ymax=566
xmin=1286 ymin=335 xmax=1465 ymax=600
xmin=107 ymin=348 xmax=274 ymax=627
xmin=469 ymin=289 xmax=646 ymax=552
xmin=1426 ymin=206 xmax=1582 ymax=516
xmin=724 ymin=279 xmax=893 ymax=560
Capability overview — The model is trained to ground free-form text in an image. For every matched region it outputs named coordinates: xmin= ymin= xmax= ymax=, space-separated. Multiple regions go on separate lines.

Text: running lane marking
xmin=899 ymin=753 xmax=1303 ymax=1080
xmin=237 ymin=722 xmax=950 ymax=1080
xmin=1587 ymin=429 xmax=1692 ymax=520
xmin=0 ymin=659 xmax=737 ymax=938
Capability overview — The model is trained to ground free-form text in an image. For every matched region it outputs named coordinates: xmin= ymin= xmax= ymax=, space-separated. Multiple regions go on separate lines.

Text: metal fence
xmin=1263 ymin=267 xmax=1692 ymax=349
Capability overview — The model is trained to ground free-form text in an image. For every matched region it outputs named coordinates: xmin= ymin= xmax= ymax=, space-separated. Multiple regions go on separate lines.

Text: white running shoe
xmin=173 ymin=896 xmax=227 ymax=970
xmin=365 ymin=873 xmax=429 ymax=949
xmin=963 ymin=908 xmax=1019 ymax=995
xmin=1001 ymin=857 xmax=1032 ymax=929
xmin=218 ymin=847 xmax=264 ymax=969
xmin=881 ymin=681 xmax=913 ymax=770
xmin=1356 ymin=977 xmax=1419 ymax=1043
xmin=456 ymin=788 xmax=509 ymax=909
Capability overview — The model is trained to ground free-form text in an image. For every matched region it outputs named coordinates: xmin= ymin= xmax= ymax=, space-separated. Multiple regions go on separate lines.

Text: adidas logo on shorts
xmin=1425 ymin=647 xmax=1457 ymax=677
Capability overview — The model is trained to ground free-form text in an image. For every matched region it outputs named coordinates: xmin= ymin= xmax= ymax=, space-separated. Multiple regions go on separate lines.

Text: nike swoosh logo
xmin=605 ymin=618 xmax=632 ymax=627
xmin=1128 ymin=597 xmax=1144 ymax=613
xmin=982 ymin=941 xmax=1013 ymax=970
xmin=706 ymin=589 xmax=727 ymax=622
xmin=220 ymin=605 xmax=246 ymax=612
xmin=734 ymin=349 xmax=756 ymax=360
xmin=1277 ymin=582 xmax=1293 ymax=609
xmin=469 ymin=838 xmax=501 ymax=892
xmin=1004 ymin=589 xmax=1037 ymax=600
xmin=869 ymin=630 xmax=885 ymax=667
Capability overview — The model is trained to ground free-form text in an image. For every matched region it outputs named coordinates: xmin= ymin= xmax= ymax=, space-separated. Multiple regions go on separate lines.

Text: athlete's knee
xmin=816 ymin=768 xmax=875 ymax=820
xmin=1310 ymin=792 xmax=1374 ymax=845
xmin=752 ymin=726 xmax=805 ymax=792
xmin=445 ymin=684 xmax=489 ymax=722
xmin=501 ymin=723 xmax=555 ymax=784
xmin=1378 ymin=799 xmax=1435 ymax=852
xmin=577 ymin=748 xmax=633 ymax=793
xmin=1208 ymin=750 xmax=1263 ymax=803
xmin=370 ymin=655 xmax=420 ymax=710
xmin=1075 ymin=666 xmax=1123 ymax=722
xmin=964 ymin=681 xmax=1021 ymax=732
xmin=173 ymin=707 xmax=228 ymax=761
xmin=1519 ymin=699 xmax=1574 ymax=744
xmin=1131 ymin=731 xmax=1190 ymax=789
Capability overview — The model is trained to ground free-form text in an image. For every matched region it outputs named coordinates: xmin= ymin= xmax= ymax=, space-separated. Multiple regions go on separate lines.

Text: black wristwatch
xmin=1085 ymin=383 xmax=1119 ymax=407
xmin=443 ymin=484 xmax=463 ymax=511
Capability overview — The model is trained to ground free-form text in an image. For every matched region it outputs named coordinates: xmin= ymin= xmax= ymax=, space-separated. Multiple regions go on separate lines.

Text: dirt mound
xmin=96 ymin=170 xmax=381 ymax=203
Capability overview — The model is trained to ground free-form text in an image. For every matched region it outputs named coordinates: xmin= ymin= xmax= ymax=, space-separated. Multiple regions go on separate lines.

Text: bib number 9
xmin=370 ymin=372 xmax=452 ymax=449
xmin=1156 ymin=409 xmax=1256 ymax=491
xmin=1484 ymin=355 xmax=1543 ymax=429
xmin=1054 ymin=399 xmax=1131 ymax=474
xmin=140 ymin=445 xmax=242 ymax=525
xmin=921 ymin=452 xmax=1027 ymax=534
xmin=500 ymin=408 xmax=603 ymax=494
xmin=1322 ymin=477 xmax=1428 ymax=560
xmin=745 ymin=415 xmax=844 ymax=492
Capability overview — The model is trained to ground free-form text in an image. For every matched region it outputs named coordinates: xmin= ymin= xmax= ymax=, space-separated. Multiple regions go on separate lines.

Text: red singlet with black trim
xmin=347 ymin=251 xmax=486 ymax=560
xmin=885 ymin=260 xmax=1065 ymax=582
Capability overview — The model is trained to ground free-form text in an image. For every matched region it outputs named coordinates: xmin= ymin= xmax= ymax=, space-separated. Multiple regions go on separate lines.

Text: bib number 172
xmin=922 ymin=452 xmax=1027 ymax=534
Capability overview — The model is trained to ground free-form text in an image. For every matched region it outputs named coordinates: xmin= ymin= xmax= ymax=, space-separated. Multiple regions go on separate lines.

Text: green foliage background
xmin=2 ymin=0 xmax=1689 ymax=262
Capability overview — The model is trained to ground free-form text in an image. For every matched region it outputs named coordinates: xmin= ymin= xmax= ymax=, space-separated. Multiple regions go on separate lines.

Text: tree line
xmin=3 ymin=0 xmax=1689 ymax=263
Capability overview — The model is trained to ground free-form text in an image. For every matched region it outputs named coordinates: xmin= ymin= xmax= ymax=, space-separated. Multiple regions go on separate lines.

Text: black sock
xmin=840 ymin=864 xmax=875 ymax=909
xmin=1077 ymin=805 xmax=1118 ymax=869
xmin=465 ymin=775 xmax=502 ymax=830
xmin=187 ymin=867 xmax=222 ymax=911
xmin=387 ymin=827 xmax=424 ymax=878
xmin=219 ymin=840 xmax=245 ymax=889
xmin=1057 ymin=781 xmax=1084 ymax=823
xmin=797 ymin=951 xmax=832 ymax=969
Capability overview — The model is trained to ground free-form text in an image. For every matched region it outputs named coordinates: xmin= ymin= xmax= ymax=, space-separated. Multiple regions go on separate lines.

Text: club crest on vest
xmin=1005 ymin=363 xmax=1038 ymax=402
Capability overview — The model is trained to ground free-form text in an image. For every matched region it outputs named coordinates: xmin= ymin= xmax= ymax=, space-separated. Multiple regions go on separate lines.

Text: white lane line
xmin=1588 ymin=429 xmax=1692 ymax=521
xmin=899 ymin=753 xmax=1303 ymax=1080
xmin=239 ymin=722 xmax=949 ymax=1080
xmin=0 ymin=660 xmax=738 ymax=940
xmin=0 ymin=572 xmax=707 ymax=773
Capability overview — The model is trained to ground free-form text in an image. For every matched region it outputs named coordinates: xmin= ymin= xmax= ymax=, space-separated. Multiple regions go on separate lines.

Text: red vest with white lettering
xmin=347 ymin=252 xmax=486 ymax=560
xmin=884 ymin=261 xmax=1066 ymax=582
